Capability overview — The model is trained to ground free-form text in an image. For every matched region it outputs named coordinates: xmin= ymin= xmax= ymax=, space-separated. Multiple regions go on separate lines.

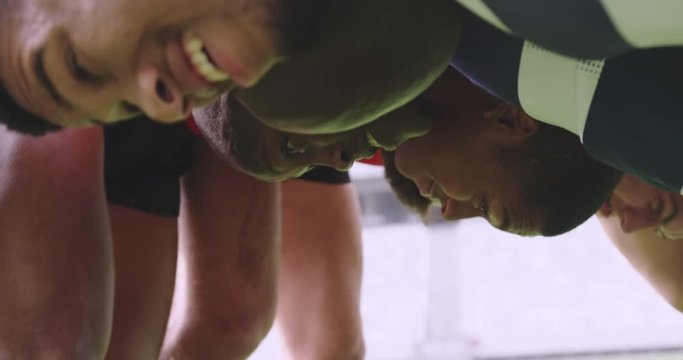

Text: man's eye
xmin=281 ymin=136 xmax=306 ymax=157
xmin=67 ymin=48 xmax=102 ymax=83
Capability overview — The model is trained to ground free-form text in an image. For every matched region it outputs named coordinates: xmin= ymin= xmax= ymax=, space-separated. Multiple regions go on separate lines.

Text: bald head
xmin=234 ymin=0 xmax=462 ymax=134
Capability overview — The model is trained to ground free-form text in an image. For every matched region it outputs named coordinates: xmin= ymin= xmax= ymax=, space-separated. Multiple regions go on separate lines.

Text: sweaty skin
xmin=232 ymin=0 xmax=462 ymax=134
xmin=393 ymin=68 xmax=544 ymax=236
xmin=597 ymin=213 xmax=683 ymax=312
xmin=196 ymin=95 xmax=433 ymax=181
xmin=600 ymin=174 xmax=683 ymax=240
xmin=0 ymin=0 xmax=289 ymax=126
xmin=2 ymin=0 xmax=461 ymax=134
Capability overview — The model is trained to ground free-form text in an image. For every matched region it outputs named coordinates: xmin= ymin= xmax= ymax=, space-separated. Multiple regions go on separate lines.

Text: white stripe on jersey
xmin=455 ymin=0 xmax=511 ymax=33
xmin=517 ymin=42 xmax=605 ymax=141
xmin=600 ymin=0 xmax=683 ymax=48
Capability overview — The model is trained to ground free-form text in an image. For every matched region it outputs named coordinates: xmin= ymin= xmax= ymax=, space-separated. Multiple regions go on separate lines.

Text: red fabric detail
xmin=185 ymin=114 xmax=201 ymax=137
xmin=359 ymin=150 xmax=383 ymax=166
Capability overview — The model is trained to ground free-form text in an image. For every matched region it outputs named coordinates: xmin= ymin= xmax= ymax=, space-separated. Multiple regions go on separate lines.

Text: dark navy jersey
xmin=454 ymin=0 xmax=683 ymax=59
xmin=452 ymin=9 xmax=683 ymax=194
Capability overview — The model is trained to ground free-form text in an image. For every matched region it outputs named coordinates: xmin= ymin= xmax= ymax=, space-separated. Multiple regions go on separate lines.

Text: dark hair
xmin=0 ymin=85 xmax=62 ymax=136
xmin=500 ymin=123 xmax=623 ymax=236
xmin=382 ymin=150 xmax=432 ymax=217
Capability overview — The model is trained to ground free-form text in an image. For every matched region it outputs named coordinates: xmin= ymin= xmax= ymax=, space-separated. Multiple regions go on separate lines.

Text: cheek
xmin=596 ymin=214 xmax=621 ymax=238
xmin=69 ymin=17 xmax=144 ymax=66
xmin=614 ymin=175 xmax=658 ymax=206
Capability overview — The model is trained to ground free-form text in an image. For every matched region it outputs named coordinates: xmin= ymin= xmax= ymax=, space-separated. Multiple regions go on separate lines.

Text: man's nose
xmin=134 ymin=66 xmax=189 ymax=123
xmin=620 ymin=206 xmax=661 ymax=233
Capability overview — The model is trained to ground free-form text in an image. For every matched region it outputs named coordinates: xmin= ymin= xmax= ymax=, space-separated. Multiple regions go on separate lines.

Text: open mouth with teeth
xmin=182 ymin=31 xmax=230 ymax=83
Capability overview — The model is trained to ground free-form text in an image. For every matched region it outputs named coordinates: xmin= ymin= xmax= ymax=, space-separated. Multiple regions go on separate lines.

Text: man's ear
xmin=515 ymin=109 xmax=539 ymax=135
xmin=485 ymin=103 xmax=539 ymax=138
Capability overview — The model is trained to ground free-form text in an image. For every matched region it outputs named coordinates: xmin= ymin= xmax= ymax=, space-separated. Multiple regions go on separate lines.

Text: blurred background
xmin=250 ymin=164 xmax=683 ymax=360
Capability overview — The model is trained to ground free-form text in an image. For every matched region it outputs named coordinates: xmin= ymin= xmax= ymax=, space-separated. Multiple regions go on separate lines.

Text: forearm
xmin=0 ymin=127 xmax=113 ymax=359
xmin=106 ymin=206 xmax=178 ymax=360
xmin=162 ymin=141 xmax=280 ymax=360
xmin=613 ymin=238 xmax=683 ymax=312
xmin=599 ymin=216 xmax=683 ymax=312
xmin=278 ymin=179 xmax=365 ymax=360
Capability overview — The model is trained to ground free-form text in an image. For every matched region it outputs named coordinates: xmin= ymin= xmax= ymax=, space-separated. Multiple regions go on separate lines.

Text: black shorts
xmin=104 ymin=118 xmax=195 ymax=217
xmin=297 ymin=166 xmax=350 ymax=184
xmin=104 ymin=118 xmax=350 ymax=217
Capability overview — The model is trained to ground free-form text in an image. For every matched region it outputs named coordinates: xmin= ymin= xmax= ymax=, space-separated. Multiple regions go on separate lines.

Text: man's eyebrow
xmin=662 ymin=199 xmax=679 ymax=226
xmin=34 ymin=47 xmax=74 ymax=111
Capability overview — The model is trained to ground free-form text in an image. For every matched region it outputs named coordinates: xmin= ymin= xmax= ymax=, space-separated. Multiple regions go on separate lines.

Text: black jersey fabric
xmin=451 ymin=8 xmax=683 ymax=193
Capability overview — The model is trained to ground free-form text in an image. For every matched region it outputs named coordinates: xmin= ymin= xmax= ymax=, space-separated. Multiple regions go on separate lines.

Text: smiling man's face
xmin=390 ymin=67 xmax=623 ymax=237
xmin=0 ymin=0 xmax=320 ymax=129
xmin=394 ymin=107 xmax=545 ymax=235
xmin=392 ymin=68 xmax=546 ymax=235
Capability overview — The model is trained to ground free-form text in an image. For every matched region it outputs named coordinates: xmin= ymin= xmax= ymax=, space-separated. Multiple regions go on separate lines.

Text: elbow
xmin=667 ymin=292 xmax=683 ymax=313
xmin=162 ymin=307 xmax=275 ymax=359
xmin=660 ymin=284 xmax=683 ymax=313
xmin=210 ymin=311 xmax=275 ymax=354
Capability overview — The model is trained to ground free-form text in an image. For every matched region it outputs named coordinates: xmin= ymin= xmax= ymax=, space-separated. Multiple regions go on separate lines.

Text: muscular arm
xmin=0 ymin=127 xmax=113 ymax=359
xmin=598 ymin=215 xmax=683 ymax=312
xmin=106 ymin=205 xmax=178 ymax=360
xmin=161 ymin=140 xmax=280 ymax=360
xmin=277 ymin=179 xmax=365 ymax=360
